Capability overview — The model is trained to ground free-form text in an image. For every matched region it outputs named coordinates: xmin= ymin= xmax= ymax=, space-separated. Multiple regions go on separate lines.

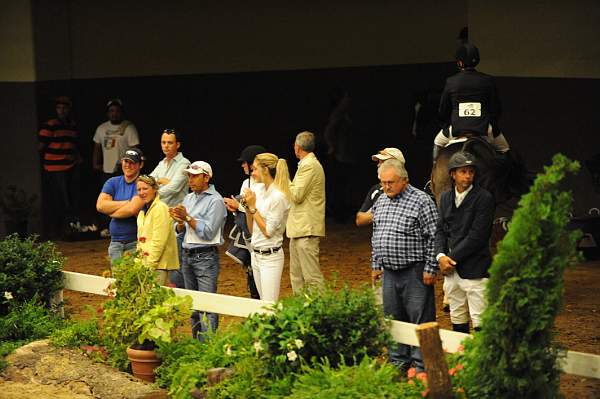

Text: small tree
xmin=461 ymin=154 xmax=580 ymax=398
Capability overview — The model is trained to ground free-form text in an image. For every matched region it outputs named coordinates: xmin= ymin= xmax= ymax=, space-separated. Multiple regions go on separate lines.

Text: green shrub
xmin=50 ymin=312 xmax=101 ymax=348
xmin=155 ymin=337 xmax=206 ymax=388
xmin=285 ymin=357 xmax=430 ymax=399
xmin=0 ymin=295 xmax=63 ymax=341
xmin=243 ymin=284 xmax=391 ymax=378
xmin=461 ymin=154 xmax=581 ymax=398
xmin=0 ymin=235 xmax=64 ymax=315
xmin=0 ymin=340 xmax=26 ymax=373
xmin=166 ymin=285 xmax=391 ymax=398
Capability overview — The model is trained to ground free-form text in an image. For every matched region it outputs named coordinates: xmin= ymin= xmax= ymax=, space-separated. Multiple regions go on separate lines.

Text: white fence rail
xmin=62 ymin=271 xmax=600 ymax=379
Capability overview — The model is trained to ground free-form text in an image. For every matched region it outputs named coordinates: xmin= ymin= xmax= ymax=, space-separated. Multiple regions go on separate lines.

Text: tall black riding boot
xmin=452 ymin=323 xmax=470 ymax=334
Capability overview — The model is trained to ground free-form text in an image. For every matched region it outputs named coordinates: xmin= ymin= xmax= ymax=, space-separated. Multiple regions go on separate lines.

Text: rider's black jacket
xmin=434 ymin=185 xmax=495 ymax=279
xmin=439 ymin=68 xmax=502 ymax=137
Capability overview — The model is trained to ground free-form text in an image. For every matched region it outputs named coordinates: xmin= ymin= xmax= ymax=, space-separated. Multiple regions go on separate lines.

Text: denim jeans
xmin=108 ymin=240 xmax=137 ymax=262
xmin=382 ymin=262 xmax=435 ymax=372
xmin=170 ymin=234 xmax=186 ymax=288
xmin=182 ymin=247 xmax=220 ymax=339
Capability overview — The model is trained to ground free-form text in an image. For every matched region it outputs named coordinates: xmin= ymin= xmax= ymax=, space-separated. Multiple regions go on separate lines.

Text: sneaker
xmin=100 ymin=228 xmax=110 ymax=238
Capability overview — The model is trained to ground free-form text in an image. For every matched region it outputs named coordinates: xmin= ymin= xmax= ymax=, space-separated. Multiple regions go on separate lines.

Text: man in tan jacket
xmin=287 ymin=131 xmax=326 ymax=293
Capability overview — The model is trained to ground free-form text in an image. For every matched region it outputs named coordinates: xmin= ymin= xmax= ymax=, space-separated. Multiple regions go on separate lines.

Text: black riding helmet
xmin=237 ymin=145 xmax=267 ymax=163
xmin=455 ymin=43 xmax=480 ymax=68
xmin=448 ymin=151 xmax=477 ymax=174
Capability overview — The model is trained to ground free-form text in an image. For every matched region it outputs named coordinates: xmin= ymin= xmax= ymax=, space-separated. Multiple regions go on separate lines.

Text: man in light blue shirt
xmin=149 ymin=129 xmax=190 ymax=207
xmin=170 ymin=161 xmax=226 ymax=340
xmin=150 ymin=129 xmax=191 ymax=287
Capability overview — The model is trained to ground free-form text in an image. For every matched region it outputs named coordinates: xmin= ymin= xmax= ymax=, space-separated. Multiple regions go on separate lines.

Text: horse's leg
xmin=431 ymin=155 xmax=452 ymax=206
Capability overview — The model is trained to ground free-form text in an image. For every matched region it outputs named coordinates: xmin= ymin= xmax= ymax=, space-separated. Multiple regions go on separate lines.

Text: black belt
xmin=184 ymin=246 xmax=217 ymax=255
xmin=113 ymin=239 xmax=136 ymax=244
xmin=253 ymin=246 xmax=281 ymax=255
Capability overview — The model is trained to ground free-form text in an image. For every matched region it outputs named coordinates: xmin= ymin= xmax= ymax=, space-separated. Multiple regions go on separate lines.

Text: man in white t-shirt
xmin=93 ymin=99 xmax=140 ymax=178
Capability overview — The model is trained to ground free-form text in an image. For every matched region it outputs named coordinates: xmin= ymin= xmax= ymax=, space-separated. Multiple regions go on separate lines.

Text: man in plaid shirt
xmin=371 ymin=158 xmax=439 ymax=373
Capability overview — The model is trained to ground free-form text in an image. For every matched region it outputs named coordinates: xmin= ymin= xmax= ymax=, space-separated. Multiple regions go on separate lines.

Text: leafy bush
xmin=0 ymin=340 xmax=26 ymax=373
xmin=101 ymin=252 xmax=192 ymax=370
xmin=155 ymin=337 xmax=206 ymax=388
xmin=461 ymin=154 xmax=581 ymax=398
xmin=50 ymin=311 xmax=101 ymax=348
xmin=0 ymin=235 xmax=64 ymax=316
xmin=166 ymin=285 xmax=391 ymax=398
xmin=286 ymin=357 xmax=424 ymax=399
xmin=243 ymin=284 xmax=391 ymax=378
xmin=0 ymin=295 xmax=64 ymax=341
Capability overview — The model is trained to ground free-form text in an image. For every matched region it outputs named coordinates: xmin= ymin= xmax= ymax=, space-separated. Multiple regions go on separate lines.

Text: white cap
xmin=184 ymin=161 xmax=213 ymax=177
xmin=371 ymin=147 xmax=405 ymax=163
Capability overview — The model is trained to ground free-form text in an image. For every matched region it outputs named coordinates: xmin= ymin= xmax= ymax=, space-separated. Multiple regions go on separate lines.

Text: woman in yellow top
xmin=136 ymin=175 xmax=179 ymax=285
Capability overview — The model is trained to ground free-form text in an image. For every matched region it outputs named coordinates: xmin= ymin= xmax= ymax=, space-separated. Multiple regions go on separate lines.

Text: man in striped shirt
xmin=371 ymin=158 xmax=439 ymax=373
xmin=38 ymin=96 xmax=81 ymax=238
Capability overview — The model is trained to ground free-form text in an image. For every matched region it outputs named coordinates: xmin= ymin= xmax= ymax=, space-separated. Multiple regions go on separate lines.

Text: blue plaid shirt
xmin=371 ymin=184 xmax=439 ymax=274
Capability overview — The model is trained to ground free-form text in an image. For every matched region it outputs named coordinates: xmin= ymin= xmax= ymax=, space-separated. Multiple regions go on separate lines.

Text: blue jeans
xmin=382 ymin=262 xmax=435 ymax=372
xmin=170 ymin=234 xmax=186 ymax=288
xmin=182 ymin=247 xmax=220 ymax=339
xmin=108 ymin=240 xmax=137 ymax=262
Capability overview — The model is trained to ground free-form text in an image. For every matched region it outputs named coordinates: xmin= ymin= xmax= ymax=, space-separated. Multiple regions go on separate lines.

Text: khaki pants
xmin=443 ymin=271 xmax=488 ymax=327
xmin=289 ymin=236 xmax=325 ymax=293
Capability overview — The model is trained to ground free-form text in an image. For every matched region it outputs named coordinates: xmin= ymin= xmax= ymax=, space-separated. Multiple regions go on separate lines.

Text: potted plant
xmin=0 ymin=185 xmax=38 ymax=238
xmin=101 ymin=252 xmax=192 ymax=382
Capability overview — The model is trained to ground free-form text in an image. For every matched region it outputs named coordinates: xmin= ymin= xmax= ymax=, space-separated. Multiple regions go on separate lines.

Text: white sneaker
xmin=100 ymin=228 xmax=110 ymax=238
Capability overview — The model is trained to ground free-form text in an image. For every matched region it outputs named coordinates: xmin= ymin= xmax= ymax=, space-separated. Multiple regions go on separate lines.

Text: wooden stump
xmin=415 ymin=322 xmax=453 ymax=399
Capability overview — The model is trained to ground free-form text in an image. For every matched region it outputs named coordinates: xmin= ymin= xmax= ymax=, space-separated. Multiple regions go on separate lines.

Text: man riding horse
xmin=433 ymin=42 xmax=510 ymax=160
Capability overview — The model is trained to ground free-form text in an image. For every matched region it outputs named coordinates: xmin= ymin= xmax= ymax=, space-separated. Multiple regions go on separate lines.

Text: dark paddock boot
xmin=452 ymin=323 xmax=470 ymax=334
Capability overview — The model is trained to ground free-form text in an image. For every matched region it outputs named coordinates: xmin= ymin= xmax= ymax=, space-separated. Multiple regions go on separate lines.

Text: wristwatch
xmin=249 ymin=208 xmax=257 ymax=214
xmin=185 ymin=215 xmax=192 ymax=222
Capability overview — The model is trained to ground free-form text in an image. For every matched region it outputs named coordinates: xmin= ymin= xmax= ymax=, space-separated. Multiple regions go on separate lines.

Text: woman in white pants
xmin=242 ymin=153 xmax=291 ymax=301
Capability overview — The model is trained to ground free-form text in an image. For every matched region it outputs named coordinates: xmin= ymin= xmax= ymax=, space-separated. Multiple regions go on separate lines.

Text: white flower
xmin=3 ymin=292 xmax=13 ymax=300
xmin=253 ymin=341 xmax=263 ymax=354
xmin=287 ymin=350 xmax=298 ymax=362
xmin=276 ymin=302 xmax=284 ymax=311
xmin=224 ymin=344 xmax=232 ymax=356
xmin=294 ymin=339 xmax=304 ymax=349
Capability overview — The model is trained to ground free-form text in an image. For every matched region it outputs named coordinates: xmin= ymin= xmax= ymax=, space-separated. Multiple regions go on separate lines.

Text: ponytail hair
xmin=255 ymin=153 xmax=291 ymax=200
xmin=274 ymin=158 xmax=291 ymax=200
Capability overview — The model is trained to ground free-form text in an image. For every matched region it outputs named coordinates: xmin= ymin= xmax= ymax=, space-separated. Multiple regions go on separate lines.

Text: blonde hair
xmin=255 ymin=153 xmax=291 ymax=199
xmin=137 ymin=174 xmax=159 ymax=189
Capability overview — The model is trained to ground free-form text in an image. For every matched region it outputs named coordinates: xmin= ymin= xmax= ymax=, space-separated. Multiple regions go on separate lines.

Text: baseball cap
xmin=106 ymin=98 xmax=123 ymax=109
xmin=185 ymin=161 xmax=213 ymax=177
xmin=371 ymin=147 xmax=406 ymax=163
xmin=237 ymin=145 xmax=266 ymax=163
xmin=121 ymin=147 xmax=144 ymax=163
xmin=55 ymin=96 xmax=72 ymax=107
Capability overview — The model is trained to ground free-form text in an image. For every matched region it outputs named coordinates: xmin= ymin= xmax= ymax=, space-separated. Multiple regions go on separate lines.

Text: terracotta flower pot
xmin=126 ymin=346 xmax=161 ymax=382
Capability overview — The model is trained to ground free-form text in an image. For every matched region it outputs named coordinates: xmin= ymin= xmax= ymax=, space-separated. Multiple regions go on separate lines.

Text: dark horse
xmin=430 ymin=136 xmax=530 ymax=208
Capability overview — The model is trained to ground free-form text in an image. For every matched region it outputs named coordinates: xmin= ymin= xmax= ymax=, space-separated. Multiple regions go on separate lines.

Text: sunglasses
xmin=138 ymin=175 xmax=158 ymax=187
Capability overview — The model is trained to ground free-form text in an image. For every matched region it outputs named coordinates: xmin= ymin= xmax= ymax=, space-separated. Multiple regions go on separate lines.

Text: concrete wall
xmin=0 ymin=1 xmax=40 ymax=236
xmin=65 ymin=0 xmax=465 ymax=78
xmin=470 ymin=0 xmax=600 ymax=78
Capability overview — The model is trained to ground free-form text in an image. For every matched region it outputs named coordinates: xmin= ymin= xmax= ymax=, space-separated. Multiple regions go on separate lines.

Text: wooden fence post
xmin=415 ymin=322 xmax=453 ymax=399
